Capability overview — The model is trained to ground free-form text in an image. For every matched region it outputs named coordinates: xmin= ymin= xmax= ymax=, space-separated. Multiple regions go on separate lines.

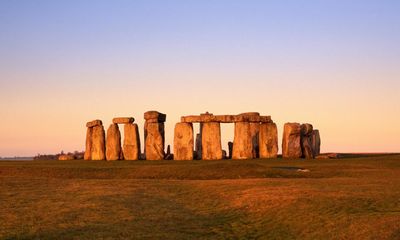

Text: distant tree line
xmin=34 ymin=151 xmax=84 ymax=160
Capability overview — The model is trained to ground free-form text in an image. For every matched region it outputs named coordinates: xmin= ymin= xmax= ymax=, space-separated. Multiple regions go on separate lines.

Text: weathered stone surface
xmin=58 ymin=154 xmax=74 ymax=160
xmin=91 ymin=125 xmax=106 ymax=160
xmin=145 ymin=122 xmax=165 ymax=160
xmin=228 ymin=141 xmax=233 ymax=159
xmin=144 ymin=111 xmax=166 ymax=122
xmin=201 ymin=122 xmax=222 ymax=160
xmin=181 ymin=113 xmax=271 ymax=123
xmin=106 ymin=124 xmax=121 ymax=161
xmin=112 ymin=117 xmax=135 ymax=124
xmin=84 ymin=127 xmax=93 ymax=160
xmin=123 ymin=123 xmax=141 ymax=160
xmin=173 ymin=122 xmax=194 ymax=160
xmin=301 ymin=123 xmax=313 ymax=136
xmin=301 ymin=123 xmax=314 ymax=159
xmin=282 ymin=123 xmax=302 ymax=158
xmin=311 ymin=130 xmax=321 ymax=156
xmin=250 ymin=122 xmax=260 ymax=158
xmin=259 ymin=122 xmax=278 ymax=158
xmin=86 ymin=119 xmax=102 ymax=128
xmin=232 ymin=122 xmax=253 ymax=159
xmin=195 ymin=133 xmax=202 ymax=160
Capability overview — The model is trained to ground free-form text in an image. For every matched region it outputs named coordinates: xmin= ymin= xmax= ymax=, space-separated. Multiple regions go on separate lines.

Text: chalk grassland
xmin=0 ymin=156 xmax=399 ymax=239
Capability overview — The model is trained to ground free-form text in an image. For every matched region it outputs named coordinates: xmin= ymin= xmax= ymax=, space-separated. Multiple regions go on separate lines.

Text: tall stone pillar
xmin=84 ymin=127 xmax=93 ymax=160
xmin=195 ymin=133 xmax=202 ymax=160
xmin=201 ymin=122 xmax=222 ymax=160
xmin=282 ymin=123 xmax=302 ymax=159
xmin=301 ymin=123 xmax=314 ymax=159
xmin=311 ymin=130 xmax=321 ymax=156
xmin=250 ymin=122 xmax=260 ymax=158
xmin=173 ymin=122 xmax=194 ymax=160
xmin=232 ymin=122 xmax=253 ymax=159
xmin=259 ymin=122 xmax=278 ymax=158
xmin=228 ymin=141 xmax=233 ymax=159
xmin=144 ymin=111 xmax=166 ymax=160
xmin=91 ymin=124 xmax=106 ymax=160
xmin=123 ymin=123 xmax=141 ymax=160
xmin=106 ymin=123 xmax=122 ymax=160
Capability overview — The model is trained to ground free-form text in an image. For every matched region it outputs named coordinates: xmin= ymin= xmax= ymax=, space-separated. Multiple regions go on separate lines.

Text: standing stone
xmin=250 ymin=122 xmax=260 ymax=158
xmin=228 ymin=141 xmax=233 ymax=159
xmin=106 ymin=124 xmax=122 ymax=161
xmin=91 ymin=125 xmax=106 ymax=160
xmin=201 ymin=122 xmax=223 ymax=160
xmin=123 ymin=123 xmax=141 ymax=160
xmin=195 ymin=132 xmax=202 ymax=160
xmin=232 ymin=122 xmax=253 ymax=159
xmin=145 ymin=122 xmax=165 ymax=160
xmin=301 ymin=123 xmax=314 ymax=159
xmin=84 ymin=127 xmax=93 ymax=160
xmin=259 ymin=122 xmax=278 ymax=158
xmin=311 ymin=130 xmax=321 ymax=156
xmin=173 ymin=122 xmax=194 ymax=160
xmin=282 ymin=123 xmax=302 ymax=158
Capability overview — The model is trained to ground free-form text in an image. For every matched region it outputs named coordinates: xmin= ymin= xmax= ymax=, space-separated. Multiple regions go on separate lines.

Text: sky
xmin=0 ymin=0 xmax=399 ymax=157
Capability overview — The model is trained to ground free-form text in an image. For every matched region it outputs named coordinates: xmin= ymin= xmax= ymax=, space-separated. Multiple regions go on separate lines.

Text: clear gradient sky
xmin=0 ymin=1 xmax=399 ymax=157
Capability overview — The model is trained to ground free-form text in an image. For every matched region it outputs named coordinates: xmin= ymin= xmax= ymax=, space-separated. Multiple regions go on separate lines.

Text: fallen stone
xmin=123 ymin=123 xmax=141 ymax=160
xmin=58 ymin=154 xmax=74 ymax=160
xmin=232 ymin=122 xmax=253 ymax=159
xmin=201 ymin=122 xmax=223 ymax=160
xmin=112 ymin=117 xmax=135 ymax=124
xmin=86 ymin=119 xmax=102 ymax=128
xmin=91 ymin=125 xmax=106 ymax=160
xmin=106 ymin=124 xmax=122 ymax=161
xmin=282 ymin=123 xmax=302 ymax=158
xmin=259 ymin=122 xmax=278 ymax=158
xmin=174 ymin=122 xmax=194 ymax=160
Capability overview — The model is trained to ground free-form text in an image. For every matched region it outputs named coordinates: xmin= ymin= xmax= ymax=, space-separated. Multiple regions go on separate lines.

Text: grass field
xmin=1 ymin=155 xmax=399 ymax=239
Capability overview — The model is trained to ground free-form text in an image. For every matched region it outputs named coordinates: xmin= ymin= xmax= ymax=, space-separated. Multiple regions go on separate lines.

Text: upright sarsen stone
xmin=145 ymin=122 xmax=165 ymax=160
xmin=84 ymin=127 xmax=93 ymax=160
xmin=282 ymin=123 xmax=302 ymax=158
xmin=249 ymin=122 xmax=260 ymax=158
xmin=232 ymin=122 xmax=253 ymax=159
xmin=123 ymin=123 xmax=141 ymax=160
xmin=91 ymin=125 xmax=106 ymax=160
xmin=301 ymin=123 xmax=314 ymax=159
xmin=259 ymin=122 xmax=278 ymax=158
xmin=201 ymin=122 xmax=222 ymax=160
xmin=173 ymin=122 xmax=194 ymax=160
xmin=311 ymin=130 xmax=321 ymax=156
xmin=195 ymin=133 xmax=202 ymax=160
xmin=106 ymin=124 xmax=121 ymax=161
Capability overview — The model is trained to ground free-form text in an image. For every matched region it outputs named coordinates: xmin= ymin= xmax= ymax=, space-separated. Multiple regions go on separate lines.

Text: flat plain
xmin=1 ymin=155 xmax=399 ymax=239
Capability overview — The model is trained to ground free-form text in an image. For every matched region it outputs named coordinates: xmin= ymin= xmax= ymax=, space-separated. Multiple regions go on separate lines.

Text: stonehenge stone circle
xmin=144 ymin=111 xmax=166 ymax=160
xmin=106 ymin=123 xmax=122 ymax=160
xmin=282 ymin=123 xmax=302 ymax=158
xmin=91 ymin=125 xmax=106 ymax=160
xmin=84 ymin=111 xmax=321 ymax=161
xmin=259 ymin=122 xmax=278 ymax=158
xmin=201 ymin=122 xmax=223 ymax=160
xmin=173 ymin=122 xmax=194 ymax=160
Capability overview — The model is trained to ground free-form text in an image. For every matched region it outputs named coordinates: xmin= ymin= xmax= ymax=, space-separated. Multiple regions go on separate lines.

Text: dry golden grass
xmin=0 ymin=155 xmax=399 ymax=239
